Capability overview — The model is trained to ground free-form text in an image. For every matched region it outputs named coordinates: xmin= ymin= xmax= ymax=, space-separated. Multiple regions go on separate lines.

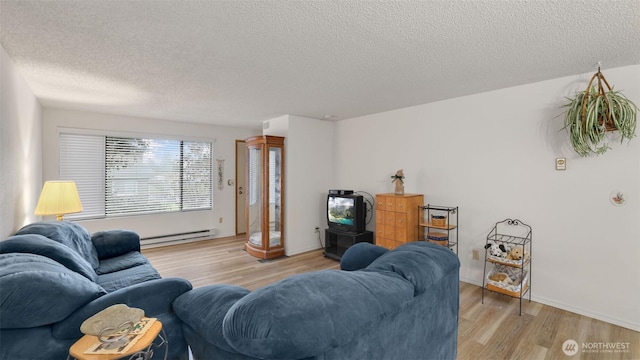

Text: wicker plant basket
xmin=563 ymin=67 xmax=638 ymax=156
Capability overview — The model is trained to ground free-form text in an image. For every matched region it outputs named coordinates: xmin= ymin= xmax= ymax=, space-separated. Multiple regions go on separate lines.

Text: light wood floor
xmin=143 ymin=235 xmax=639 ymax=360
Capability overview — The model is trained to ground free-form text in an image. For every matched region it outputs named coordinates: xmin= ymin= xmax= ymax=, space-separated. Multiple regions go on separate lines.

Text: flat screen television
xmin=327 ymin=193 xmax=366 ymax=234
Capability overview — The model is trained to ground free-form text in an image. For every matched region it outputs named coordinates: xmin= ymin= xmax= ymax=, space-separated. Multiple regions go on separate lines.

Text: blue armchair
xmin=0 ymin=221 xmax=192 ymax=360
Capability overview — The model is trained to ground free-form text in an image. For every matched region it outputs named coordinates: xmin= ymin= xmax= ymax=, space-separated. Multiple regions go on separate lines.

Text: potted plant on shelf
xmin=562 ymin=68 xmax=637 ymax=157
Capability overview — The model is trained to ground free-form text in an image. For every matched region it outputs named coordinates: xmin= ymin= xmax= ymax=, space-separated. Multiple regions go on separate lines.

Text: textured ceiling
xmin=1 ymin=0 xmax=639 ymax=129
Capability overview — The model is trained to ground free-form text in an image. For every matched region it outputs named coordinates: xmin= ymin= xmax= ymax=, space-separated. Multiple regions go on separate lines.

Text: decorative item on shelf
xmin=562 ymin=65 xmax=638 ymax=157
xmin=431 ymin=214 xmax=447 ymax=227
xmin=391 ymin=169 xmax=405 ymax=195
xmin=485 ymin=242 xmax=507 ymax=258
xmin=427 ymin=231 xmax=449 ymax=246
xmin=485 ymin=267 xmax=528 ymax=298
xmin=35 ymin=180 xmax=83 ymax=220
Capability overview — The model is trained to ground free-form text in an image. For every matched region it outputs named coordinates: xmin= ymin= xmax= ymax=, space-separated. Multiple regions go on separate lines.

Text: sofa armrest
xmin=52 ymin=277 xmax=192 ymax=339
xmin=340 ymin=242 xmax=389 ymax=271
xmin=173 ymin=285 xmax=250 ymax=354
xmin=91 ymin=230 xmax=140 ymax=259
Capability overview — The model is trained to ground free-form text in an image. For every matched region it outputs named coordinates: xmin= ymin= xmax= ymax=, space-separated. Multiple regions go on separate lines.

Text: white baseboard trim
xmin=459 ymin=278 xmax=640 ymax=332
xmin=141 ymin=229 xmax=216 ymax=248
xmin=460 ymin=277 xmax=482 ymax=287
xmin=141 ymin=236 xmax=213 ymax=249
xmin=530 ymin=294 xmax=640 ymax=332
xmin=141 ymin=230 xmax=239 ymax=250
xmin=286 ymin=244 xmax=323 ymax=257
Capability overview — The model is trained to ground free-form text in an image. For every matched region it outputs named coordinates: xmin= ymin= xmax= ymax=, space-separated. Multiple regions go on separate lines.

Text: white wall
xmin=42 ymin=108 xmax=256 ymax=239
xmin=264 ymin=115 xmax=334 ymax=255
xmin=0 ymin=46 xmax=42 ymax=238
xmin=333 ymin=65 xmax=640 ymax=331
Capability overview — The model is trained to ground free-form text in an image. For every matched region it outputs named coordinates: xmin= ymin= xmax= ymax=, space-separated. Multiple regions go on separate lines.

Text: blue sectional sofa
xmin=174 ymin=241 xmax=460 ymax=360
xmin=0 ymin=221 xmax=192 ymax=360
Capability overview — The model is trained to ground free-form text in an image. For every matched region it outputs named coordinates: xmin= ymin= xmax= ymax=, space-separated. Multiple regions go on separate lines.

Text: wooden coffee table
xmin=69 ymin=320 xmax=164 ymax=360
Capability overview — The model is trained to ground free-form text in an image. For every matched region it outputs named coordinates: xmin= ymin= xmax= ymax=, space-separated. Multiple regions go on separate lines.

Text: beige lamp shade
xmin=35 ymin=181 xmax=83 ymax=220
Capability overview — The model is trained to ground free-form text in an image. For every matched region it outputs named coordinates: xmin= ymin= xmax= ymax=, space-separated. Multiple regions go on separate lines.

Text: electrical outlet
xmin=472 ymin=249 xmax=480 ymax=260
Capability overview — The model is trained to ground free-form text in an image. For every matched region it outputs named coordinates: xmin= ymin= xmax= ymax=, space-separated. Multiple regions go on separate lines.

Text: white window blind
xmin=59 ymin=132 xmax=212 ymax=219
xmin=106 ymin=137 xmax=181 ymax=215
xmin=183 ymin=141 xmax=212 ymax=210
xmin=59 ymin=133 xmax=105 ymax=219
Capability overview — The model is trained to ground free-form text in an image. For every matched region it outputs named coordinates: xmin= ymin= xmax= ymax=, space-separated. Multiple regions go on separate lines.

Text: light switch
xmin=556 ymin=158 xmax=566 ymax=170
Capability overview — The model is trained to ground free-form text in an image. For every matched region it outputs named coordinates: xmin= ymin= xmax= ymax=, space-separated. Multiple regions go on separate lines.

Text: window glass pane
xmin=248 ymin=146 xmax=262 ymax=246
xmin=269 ymin=149 xmax=276 ymax=203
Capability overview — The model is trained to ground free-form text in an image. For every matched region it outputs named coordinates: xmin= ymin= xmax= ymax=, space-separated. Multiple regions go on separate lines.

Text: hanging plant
xmin=562 ymin=68 xmax=637 ymax=157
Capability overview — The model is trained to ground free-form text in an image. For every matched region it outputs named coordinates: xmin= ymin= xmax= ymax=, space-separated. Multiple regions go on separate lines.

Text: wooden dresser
xmin=375 ymin=193 xmax=424 ymax=249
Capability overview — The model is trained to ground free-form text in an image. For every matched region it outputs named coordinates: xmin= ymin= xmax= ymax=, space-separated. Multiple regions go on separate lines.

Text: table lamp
xmin=35 ymin=181 xmax=83 ymax=220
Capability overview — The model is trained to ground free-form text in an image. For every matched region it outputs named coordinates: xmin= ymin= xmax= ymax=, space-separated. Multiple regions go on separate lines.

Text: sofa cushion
xmin=222 ymin=269 xmax=414 ymax=359
xmin=366 ymin=242 xmax=460 ymax=296
xmin=174 ymin=285 xmax=250 ymax=354
xmin=0 ymin=253 xmax=106 ymax=329
xmin=16 ymin=221 xmax=99 ymax=269
xmin=340 ymin=242 xmax=389 ymax=271
xmin=95 ymin=252 xmax=150 ymax=275
xmin=0 ymin=234 xmax=98 ymax=281
xmin=91 ymin=230 xmax=140 ymax=259
xmin=97 ymin=263 xmax=161 ymax=292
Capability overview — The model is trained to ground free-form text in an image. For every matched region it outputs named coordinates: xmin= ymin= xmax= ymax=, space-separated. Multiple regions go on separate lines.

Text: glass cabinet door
xmin=247 ymin=145 xmax=262 ymax=247
xmin=268 ymin=145 xmax=282 ymax=247
xmin=245 ymin=135 xmax=285 ymax=259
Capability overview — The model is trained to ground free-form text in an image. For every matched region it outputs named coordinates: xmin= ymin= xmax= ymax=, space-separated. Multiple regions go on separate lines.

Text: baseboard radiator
xmin=141 ymin=229 xmax=217 ymax=249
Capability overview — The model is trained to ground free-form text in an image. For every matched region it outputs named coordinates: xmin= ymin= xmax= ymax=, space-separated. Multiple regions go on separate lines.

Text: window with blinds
xmin=59 ymin=133 xmax=212 ymax=219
